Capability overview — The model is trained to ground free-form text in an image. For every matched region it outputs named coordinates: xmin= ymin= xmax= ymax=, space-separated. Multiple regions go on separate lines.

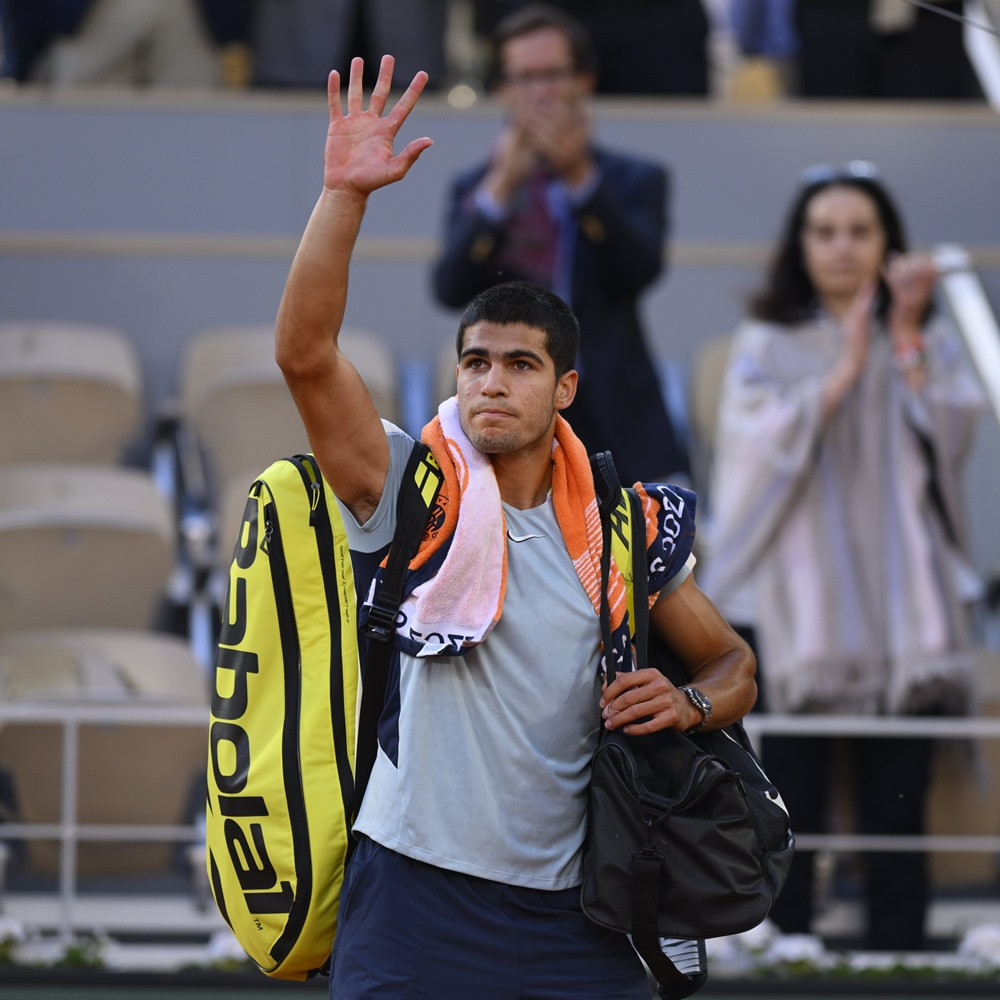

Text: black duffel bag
xmin=581 ymin=455 xmax=794 ymax=999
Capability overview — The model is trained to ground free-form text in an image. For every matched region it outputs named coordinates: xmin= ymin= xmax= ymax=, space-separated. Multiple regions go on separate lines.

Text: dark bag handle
xmin=590 ymin=451 xmax=707 ymax=1000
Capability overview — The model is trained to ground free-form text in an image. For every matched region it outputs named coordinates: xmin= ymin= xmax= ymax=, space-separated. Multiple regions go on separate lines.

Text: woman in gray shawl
xmin=702 ymin=162 xmax=985 ymax=951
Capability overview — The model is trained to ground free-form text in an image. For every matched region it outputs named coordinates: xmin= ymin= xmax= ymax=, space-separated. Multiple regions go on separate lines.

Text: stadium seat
xmin=173 ymin=324 xmax=399 ymax=657
xmin=178 ymin=324 xmax=399 ymax=502
xmin=0 ymin=463 xmax=175 ymax=634
xmin=0 ymin=321 xmax=143 ymax=466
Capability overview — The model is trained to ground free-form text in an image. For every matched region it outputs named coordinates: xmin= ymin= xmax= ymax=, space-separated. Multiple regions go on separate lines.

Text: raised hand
xmin=324 ymin=55 xmax=433 ymax=196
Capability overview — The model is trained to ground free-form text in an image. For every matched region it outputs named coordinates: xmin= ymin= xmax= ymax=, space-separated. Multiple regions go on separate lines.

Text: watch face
xmin=684 ymin=686 xmax=712 ymax=716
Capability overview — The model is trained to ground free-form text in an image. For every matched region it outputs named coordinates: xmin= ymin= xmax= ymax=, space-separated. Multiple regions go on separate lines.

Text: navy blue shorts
xmin=329 ymin=836 xmax=652 ymax=999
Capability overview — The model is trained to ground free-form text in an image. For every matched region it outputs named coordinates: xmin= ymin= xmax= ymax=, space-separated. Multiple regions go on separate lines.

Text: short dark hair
xmin=488 ymin=3 xmax=597 ymax=88
xmin=751 ymin=173 xmax=910 ymax=325
xmin=456 ymin=281 xmax=579 ymax=378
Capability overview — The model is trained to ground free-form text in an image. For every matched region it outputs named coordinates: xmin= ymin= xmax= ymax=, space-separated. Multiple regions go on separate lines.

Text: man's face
xmin=498 ymin=27 xmax=592 ymax=121
xmin=456 ymin=321 xmax=576 ymax=455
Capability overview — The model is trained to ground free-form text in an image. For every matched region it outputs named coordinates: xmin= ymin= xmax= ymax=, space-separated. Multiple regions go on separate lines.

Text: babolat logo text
xmin=210 ymin=494 xmax=294 ymax=916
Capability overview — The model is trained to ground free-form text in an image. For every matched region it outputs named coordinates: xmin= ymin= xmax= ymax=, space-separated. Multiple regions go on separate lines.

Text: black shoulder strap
xmin=591 ymin=451 xmax=707 ymax=1000
xmin=590 ymin=449 xmax=622 ymax=522
xmin=627 ymin=486 xmax=649 ymax=672
xmin=352 ymin=441 xmax=443 ymax=821
xmin=364 ymin=442 xmax=443 ymax=641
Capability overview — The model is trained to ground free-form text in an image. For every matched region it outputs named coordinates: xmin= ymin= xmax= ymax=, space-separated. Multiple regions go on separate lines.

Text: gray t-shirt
xmin=339 ymin=424 xmax=691 ymax=889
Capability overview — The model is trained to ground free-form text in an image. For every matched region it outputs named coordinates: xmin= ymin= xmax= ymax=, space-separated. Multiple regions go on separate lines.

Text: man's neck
xmin=490 ymin=450 xmax=554 ymax=510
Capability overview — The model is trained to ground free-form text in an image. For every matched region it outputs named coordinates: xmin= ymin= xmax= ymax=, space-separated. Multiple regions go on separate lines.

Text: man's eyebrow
xmin=459 ymin=347 xmax=546 ymax=364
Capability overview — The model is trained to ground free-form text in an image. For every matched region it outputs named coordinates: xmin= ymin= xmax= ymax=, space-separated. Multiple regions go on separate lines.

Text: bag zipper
xmin=604 ymin=736 xmax=737 ymax=815
xmin=258 ymin=483 xmax=313 ymax=967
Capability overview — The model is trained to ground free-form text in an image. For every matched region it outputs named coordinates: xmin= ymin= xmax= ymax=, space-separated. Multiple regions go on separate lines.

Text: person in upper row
xmin=0 ymin=0 xmax=248 ymax=87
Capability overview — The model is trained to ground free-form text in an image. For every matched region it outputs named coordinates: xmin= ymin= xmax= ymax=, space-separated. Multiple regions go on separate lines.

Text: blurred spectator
xmin=473 ymin=0 xmax=712 ymax=95
xmin=0 ymin=0 xmax=250 ymax=87
xmin=726 ymin=1 xmax=987 ymax=101
xmin=730 ymin=0 xmax=798 ymax=57
xmin=702 ymin=162 xmax=986 ymax=949
xmin=1 ymin=1 xmax=90 ymax=81
xmin=795 ymin=0 xmax=981 ymax=99
xmin=249 ymin=0 xmax=447 ymax=90
xmin=726 ymin=0 xmax=798 ymax=98
xmin=432 ymin=4 xmax=689 ymax=484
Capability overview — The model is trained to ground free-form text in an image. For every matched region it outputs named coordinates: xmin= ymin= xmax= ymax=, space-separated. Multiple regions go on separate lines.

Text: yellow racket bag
xmin=206 ymin=453 xmax=358 ymax=980
xmin=205 ymin=444 xmax=443 ymax=980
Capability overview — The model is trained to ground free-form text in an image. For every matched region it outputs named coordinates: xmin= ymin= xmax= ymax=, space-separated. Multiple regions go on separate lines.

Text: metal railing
xmin=0 ymin=701 xmax=208 ymax=942
xmin=2 ymin=700 xmax=999 ymax=945
xmin=743 ymin=713 xmax=1000 ymax=854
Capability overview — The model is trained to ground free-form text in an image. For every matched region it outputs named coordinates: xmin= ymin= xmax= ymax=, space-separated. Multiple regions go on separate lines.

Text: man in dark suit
xmin=431 ymin=4 xmax=688 ymax=485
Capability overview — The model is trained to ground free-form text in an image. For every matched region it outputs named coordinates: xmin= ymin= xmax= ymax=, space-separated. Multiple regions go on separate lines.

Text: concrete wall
xmin=2 ymin=88 xmax=999 ymax=571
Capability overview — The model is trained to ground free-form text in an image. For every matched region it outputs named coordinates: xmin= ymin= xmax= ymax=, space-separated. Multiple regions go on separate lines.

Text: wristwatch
xmin=679 ymin=686 xmax=713 ymax=735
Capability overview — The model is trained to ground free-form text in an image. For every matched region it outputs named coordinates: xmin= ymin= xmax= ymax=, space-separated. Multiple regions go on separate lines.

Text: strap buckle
xmin=364 ymin=601 xmax=399 ymax=643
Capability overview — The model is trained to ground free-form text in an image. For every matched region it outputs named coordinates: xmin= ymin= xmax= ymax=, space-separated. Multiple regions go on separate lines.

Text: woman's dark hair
xmin=487 ymin=4 xmax=598 ymax=89
xmin=457 ymin=281 xmax=580 ymax=378
xmin=750 ymin=173 xmax=910 ymax=325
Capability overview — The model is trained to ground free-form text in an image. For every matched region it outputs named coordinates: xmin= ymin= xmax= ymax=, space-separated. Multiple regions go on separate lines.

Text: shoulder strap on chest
xmin=352 ymin=441 xmax=443 ymax=819
xmin=364 ymin=443 xmax=443 ymax=640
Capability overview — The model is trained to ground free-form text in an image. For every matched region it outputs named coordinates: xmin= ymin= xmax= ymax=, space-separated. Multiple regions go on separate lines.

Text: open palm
xmin=324 ymin=55 xmax=433 ymax=196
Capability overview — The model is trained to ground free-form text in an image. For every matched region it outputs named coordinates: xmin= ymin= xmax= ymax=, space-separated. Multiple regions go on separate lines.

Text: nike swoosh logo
xmin=507 ymin=530 xmax=545 ymax=543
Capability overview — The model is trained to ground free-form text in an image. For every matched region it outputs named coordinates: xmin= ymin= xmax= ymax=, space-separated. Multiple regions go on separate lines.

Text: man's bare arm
xmin=275 ymin=55 xmax=432 ymax=522
xmin=600 ymin=575 xmax=757 ymax=736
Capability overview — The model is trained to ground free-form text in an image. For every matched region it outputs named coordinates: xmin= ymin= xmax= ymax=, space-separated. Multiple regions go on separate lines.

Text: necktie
xmin=495 ymin=168 xmax=559 ymax=289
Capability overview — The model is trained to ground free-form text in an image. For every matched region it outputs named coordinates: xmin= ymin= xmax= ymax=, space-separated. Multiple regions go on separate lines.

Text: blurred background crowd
xmin=0 ymin=0 xmax=994 ymax=101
